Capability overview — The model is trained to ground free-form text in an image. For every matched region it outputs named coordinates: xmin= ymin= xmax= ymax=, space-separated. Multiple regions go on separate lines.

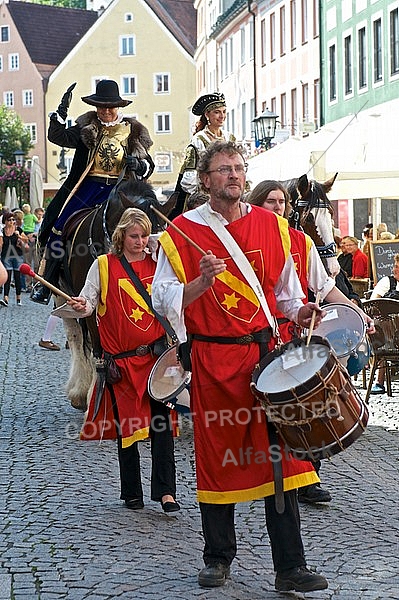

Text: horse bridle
xmin=293 ymin=182 xmax=337 ymax=259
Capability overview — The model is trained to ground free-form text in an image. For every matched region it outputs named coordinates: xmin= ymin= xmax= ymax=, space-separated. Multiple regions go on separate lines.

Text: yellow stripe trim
xmin=276 ymin=214 xmax=291 ymax=260
xmin=196 ymin=471 xmax=319 ymax=504
xmin=159 ymin=231 xmax=187 ymax=284
xmin=119 ymin=279 xmax=154 ymax=315
xmin=98 ymin=254 xmax=109 ymax=317
xmin=121 ymin=426 xmax=150 ymax=448
xmin=304 ymin=233 xmax=313 ymax=272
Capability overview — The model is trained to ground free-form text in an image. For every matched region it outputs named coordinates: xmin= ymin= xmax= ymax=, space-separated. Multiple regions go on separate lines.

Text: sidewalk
xmin=0 ymin=299 xmax=398 ymax=599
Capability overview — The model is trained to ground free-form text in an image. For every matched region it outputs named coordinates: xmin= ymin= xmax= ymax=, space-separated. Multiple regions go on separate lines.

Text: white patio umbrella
xmin=10 ymin=187 xmax=18 ymax=210
xmin=29 ymin=155 xmax=44 ymax=209
xmin=4 ymin=187 xmax=11 ymax=209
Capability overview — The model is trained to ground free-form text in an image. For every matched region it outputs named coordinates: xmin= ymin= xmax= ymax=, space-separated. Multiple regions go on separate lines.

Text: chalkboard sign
xmin=370 ymin=240 xmax=399 ymax=282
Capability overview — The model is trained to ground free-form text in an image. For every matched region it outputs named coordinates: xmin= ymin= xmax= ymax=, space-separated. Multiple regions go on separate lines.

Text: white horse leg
xmin=63 ymin=317 xmax=95 ymax=411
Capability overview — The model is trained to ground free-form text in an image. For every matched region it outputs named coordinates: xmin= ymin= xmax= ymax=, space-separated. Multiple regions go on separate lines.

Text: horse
xmin=58 ymin=178 xmax=171 ymax=410
xmin=283 ymin=173 xmax=340 ymax=277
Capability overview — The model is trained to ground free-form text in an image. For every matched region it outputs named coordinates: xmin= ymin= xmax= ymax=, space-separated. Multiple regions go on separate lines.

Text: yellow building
xmin=46 ymin=0 xmax=197 ymax=191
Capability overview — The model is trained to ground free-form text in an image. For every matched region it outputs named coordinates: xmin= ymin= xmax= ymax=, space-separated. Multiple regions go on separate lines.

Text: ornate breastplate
xmin=90 ymin=122 xmax=130 ymax=176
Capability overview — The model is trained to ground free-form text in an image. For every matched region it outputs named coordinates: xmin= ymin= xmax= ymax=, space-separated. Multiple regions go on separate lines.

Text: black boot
xmin=30 ymin=283 xmax=52 ymax=305
xmin=30 ymin=256 xmax=61 ymax=305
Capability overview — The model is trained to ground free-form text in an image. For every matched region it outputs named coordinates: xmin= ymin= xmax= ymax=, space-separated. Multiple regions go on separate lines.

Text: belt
xmin=88 ymin=175 xmax=119 ymax=185
xmin=192 ymin=328 xmax=272 ymax=345
xmin=111 ymin=336 xmax=166 ymax=359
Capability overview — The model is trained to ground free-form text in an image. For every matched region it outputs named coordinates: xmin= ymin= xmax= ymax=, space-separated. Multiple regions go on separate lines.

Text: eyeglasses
xmin=206 ymin=163 xmax=248 ymax=176
xmin=7 ymin=218 xmax=15 ymax=221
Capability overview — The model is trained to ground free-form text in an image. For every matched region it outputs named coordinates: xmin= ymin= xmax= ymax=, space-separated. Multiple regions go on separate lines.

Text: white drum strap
xmin=197 ymin=203 xmax=280 ymax=339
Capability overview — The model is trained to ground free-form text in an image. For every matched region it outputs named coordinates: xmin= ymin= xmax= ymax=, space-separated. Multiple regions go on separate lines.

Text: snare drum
xmin=311 ymin=303 xmax=369 ymax=375
xmin=250 ymin=336 xmax=368 ymax=461
xmin=148 ymin=345 xmax=191 ymax=414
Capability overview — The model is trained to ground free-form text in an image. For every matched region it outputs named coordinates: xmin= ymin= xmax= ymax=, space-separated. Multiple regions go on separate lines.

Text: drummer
xmin=67 ymin=207 xmax=180 ymax=514
xmin=152 ymin=141 xmax=334 ymax=594
xmin=248 ymin=180 xmax=375 ymax=504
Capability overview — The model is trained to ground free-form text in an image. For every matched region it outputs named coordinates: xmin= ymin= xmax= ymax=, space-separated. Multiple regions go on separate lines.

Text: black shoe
xmin=298 ymin=483 xmax=332 ymax=504
xmin=198 ymin=563 xmax=230 ymax=588
xmin=30 ymin=284 xmax=51 ymax=305
xmin=161 ymin=500 xmax=180 ymax=513
xmin=124 ymin=498 xmax=144 ymax=510
xmin=275 ymin=566 xmax=328 ymax=592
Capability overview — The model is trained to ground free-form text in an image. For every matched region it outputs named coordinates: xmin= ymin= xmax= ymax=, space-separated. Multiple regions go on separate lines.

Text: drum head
xmin=148 ymin=345 xmax=191 ymax=403
xmin=256 ymin=340 xmax=329 ymax=394
xmin=312 ymin=303 xmax=365 ymax=358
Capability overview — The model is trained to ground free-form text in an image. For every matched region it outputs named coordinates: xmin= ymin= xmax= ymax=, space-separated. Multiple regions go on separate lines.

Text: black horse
xmin=283 ymin=173 xmax=339 ymax=277
xmin=58 ymin=178 xmax=172 ymax=409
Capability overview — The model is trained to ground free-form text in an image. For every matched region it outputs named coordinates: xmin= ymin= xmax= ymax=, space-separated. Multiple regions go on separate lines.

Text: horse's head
xmin=287 ymin=173 xmax=340 ymax=277
xmin=113 ymin=179 xmax=173 ymax=234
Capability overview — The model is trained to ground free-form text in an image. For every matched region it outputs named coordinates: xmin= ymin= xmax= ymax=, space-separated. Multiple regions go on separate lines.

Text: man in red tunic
xmin=152 ymin=141 xmax=329 ymax=593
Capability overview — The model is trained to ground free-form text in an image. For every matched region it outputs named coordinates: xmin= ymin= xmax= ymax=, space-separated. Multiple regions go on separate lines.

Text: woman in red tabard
xmin=68 ymin=208 xmax=179 ymax=514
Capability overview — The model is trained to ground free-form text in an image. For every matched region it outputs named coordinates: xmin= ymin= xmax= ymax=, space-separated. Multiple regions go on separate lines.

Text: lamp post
xmin=252 ymin=108 xmax=278 ymax=150
xmin=13 ymin=149 xmax=25 ymax=167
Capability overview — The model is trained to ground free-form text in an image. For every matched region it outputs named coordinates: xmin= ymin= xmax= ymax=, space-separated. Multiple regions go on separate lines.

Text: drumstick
xmin=150 ymin=205 xmax=206 ymax=256
xmin=19 ymin=263 xmax=73 ymax=302
xmin=306 ymin=291 xmax=321 ymax=346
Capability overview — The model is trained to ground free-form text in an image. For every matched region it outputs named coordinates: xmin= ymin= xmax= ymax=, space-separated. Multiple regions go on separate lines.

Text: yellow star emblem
xmin=250 ymin=259 xmax=257 ymax=272
xmin=222 ymin=292 xmax=240 ymax=310
xmin=146 ymin=282 xmax=152 ymax=294
xmin=130 ymin=306 xmax=144 ymax=322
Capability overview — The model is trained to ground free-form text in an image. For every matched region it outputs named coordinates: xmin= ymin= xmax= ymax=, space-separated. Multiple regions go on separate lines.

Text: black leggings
xmin=3 ymin=269 xmax=21 ymax=296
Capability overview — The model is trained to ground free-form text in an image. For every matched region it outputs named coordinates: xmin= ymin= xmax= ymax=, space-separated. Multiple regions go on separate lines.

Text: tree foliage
xmin=0 ymin=106 xmax=33 ymax=165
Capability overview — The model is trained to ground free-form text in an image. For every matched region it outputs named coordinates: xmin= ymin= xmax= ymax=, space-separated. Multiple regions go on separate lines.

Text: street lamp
xmin=13 ymin=149 xmax=25 ymax=167
xmin=252 ymin=108 xmax=278 ymax=149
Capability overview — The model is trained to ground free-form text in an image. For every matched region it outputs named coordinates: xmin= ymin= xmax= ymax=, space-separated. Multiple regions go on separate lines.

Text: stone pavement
xmin=0 ymin=298 xmax=398 ymax=600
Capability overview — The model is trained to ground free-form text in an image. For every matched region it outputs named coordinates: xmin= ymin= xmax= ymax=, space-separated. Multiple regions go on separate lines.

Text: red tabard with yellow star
xmin=80 ymin=253 xmax=166 ymax=447
xmin=278 ymin=227 xmax=313 ymax=343
xmin=159 ymin=206 xmax=318 ymax=504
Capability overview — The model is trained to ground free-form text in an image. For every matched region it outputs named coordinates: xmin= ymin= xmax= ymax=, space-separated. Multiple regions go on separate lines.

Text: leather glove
xmin=57 ymin=82 xmax=77 ymax=120
xmin=125 ymin=155 xmax=148 ymax=177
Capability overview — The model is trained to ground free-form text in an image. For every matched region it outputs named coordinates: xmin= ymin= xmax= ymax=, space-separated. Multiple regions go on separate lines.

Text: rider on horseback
xmin=31 ymin=79 xmax=154 ymax=304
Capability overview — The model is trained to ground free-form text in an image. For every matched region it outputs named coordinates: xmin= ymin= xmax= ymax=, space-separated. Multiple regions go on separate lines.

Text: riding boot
xmin=30 ymin=256 xmax=62 ymax=305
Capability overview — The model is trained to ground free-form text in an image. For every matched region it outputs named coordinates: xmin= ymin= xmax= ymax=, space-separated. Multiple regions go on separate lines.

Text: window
xmin=25 ymin=123 xmax=37 ymax=143
xmin=261 ymin=19 xmax=266 ymax=65
xmin=120 ymin=35 xmax=135 ymax=56
xmin=390 ymin=8 xmax=399 ymax=75
xmin=121 ymin=76 xmax=136 ymax=95
xmin=329 ymin=43 xmax=337 ymax=101
xmin=344 ymin=35 xmax=352 ymax=94
xmin=241 ymin=102 xmax=246 ymax=138
xmin=125 ymin=13 xmax=133 ymax=22
xmin=301 ymin=0 xmax=308 ymax=44
xmin=154 ymin=73 xmax=169 ymax=94
xmin=0 ymin=55 xmax=2 ymax=71
xmin=8 ymin=53 xmax=19 ymax=71
xmin=290 ymin=0 xmax=297 ymax=49
xmin=22 ymin=89 xmax=33 ymax=106
xmin=302 ymin=83 xmax=308 ymax=121
xmin=1 ymin=26 xmax=9 ymax=42
xmin=154 ymin=112 xmax=171 ymax=134
xmin=358 ymin=27 xmax=367 ymax=88
xmin=280 ymin=6 xmax=286 ymax=55
xmin=249 ymin=19 xmax=254 ymax=60
xmin=3 ymin=91 xmax=14 ymax=107
xmin=280 ymin=93 xmax=287 ymax=128
xmin=313 ymin=0 xmax=319 ymax=38
xmin=241 ymin=27 xmax=246 ymax=65
xmin=313 ymin=79 xmax=319 ymax=129
xmin=373 ymin=18 xmax=382 ymax=82
xmin=291 ymin=88 xmax=297 ymax=135
xmin=270 ymin=13 xmax=276 ymax=61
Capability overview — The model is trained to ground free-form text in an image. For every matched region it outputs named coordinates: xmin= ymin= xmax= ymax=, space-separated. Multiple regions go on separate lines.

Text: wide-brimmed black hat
xmin=81 ymin=80 xmax=131 ymax=108
xmin=192 ymin=92 xmax=226 ymax=116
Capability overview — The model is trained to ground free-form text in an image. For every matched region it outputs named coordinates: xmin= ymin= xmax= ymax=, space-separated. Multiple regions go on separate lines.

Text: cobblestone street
xmin=1 ymin=300 xmax=398 ymax=599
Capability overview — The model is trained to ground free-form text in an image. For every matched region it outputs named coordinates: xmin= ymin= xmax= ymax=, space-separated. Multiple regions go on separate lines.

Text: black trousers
xmin=200 ymin=489 xmax=305 ymax=573
xmin=115 ymin=397 xmax=176 ymax=502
